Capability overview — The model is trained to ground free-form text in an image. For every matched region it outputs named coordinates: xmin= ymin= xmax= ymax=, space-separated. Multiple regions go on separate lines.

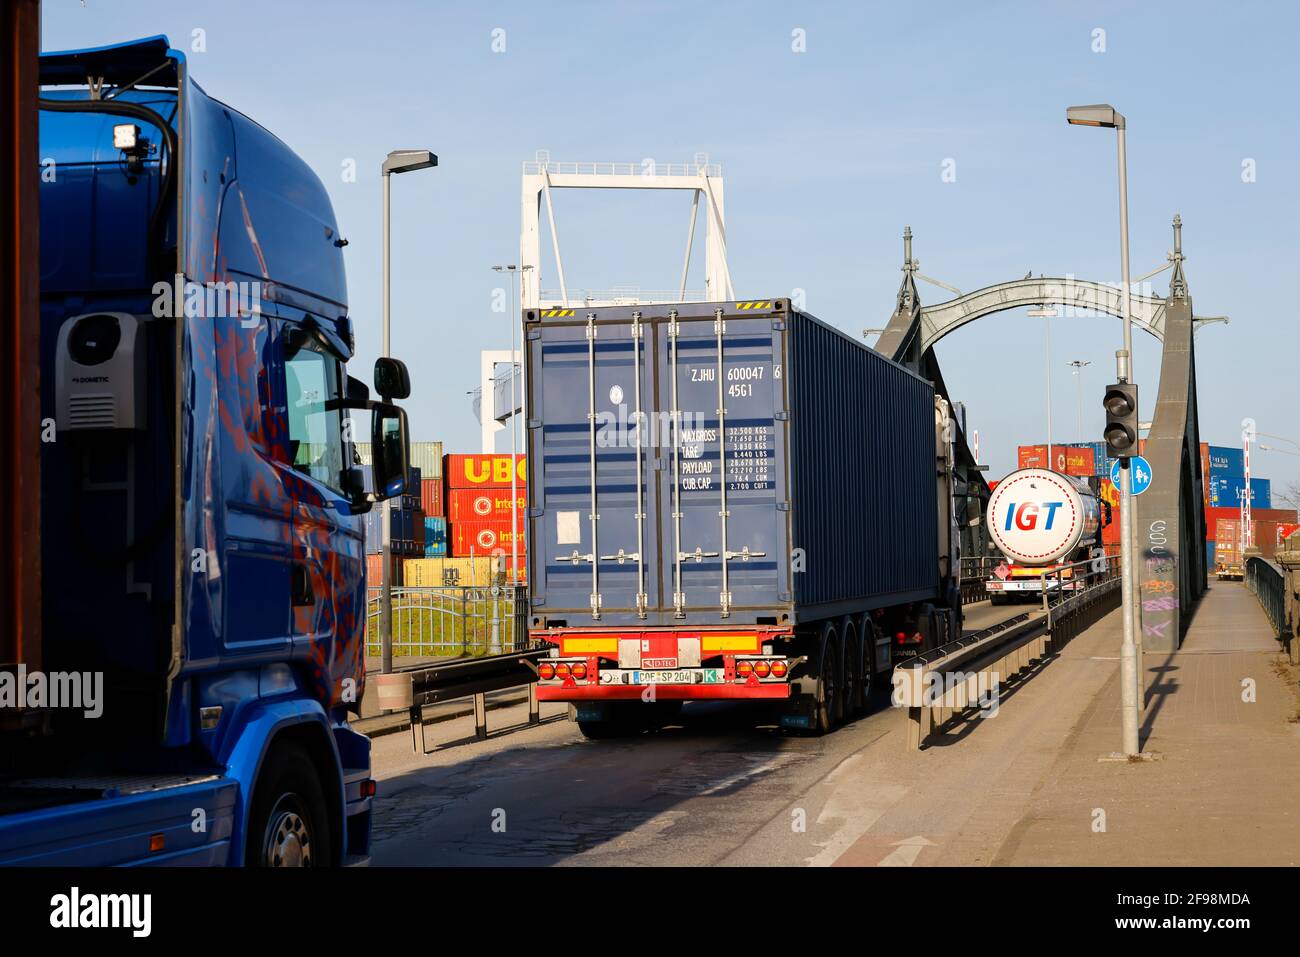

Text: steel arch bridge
xmin=874 ymin=217 xmax=1210 ymax=650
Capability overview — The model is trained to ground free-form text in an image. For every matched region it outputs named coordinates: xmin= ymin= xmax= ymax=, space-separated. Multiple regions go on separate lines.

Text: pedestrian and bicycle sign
xmin=1111 ymin=455 xmax=1153 ymax=496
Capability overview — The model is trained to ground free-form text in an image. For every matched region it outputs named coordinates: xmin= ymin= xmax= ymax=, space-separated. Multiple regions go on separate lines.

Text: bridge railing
xmin=896 ymin=554 xmax=1121 ymax=749
xmin=1244 ymin=555 xmax=1285 ymax=643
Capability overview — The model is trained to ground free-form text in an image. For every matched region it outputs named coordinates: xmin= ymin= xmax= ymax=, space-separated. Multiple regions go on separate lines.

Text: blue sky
xmin=42 ymin=1 xmax=1300 ymax=496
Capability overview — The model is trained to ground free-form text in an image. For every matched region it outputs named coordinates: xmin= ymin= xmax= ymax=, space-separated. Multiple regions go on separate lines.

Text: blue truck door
xmin=530 ymin=315 xmax=661 ymax=621
xmin=656 ymin=312 xmax=785 ymax=621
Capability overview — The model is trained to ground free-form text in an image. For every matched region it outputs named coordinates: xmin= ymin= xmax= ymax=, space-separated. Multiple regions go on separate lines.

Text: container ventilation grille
xmin=67 ymin=393 xmax=116 ymax=428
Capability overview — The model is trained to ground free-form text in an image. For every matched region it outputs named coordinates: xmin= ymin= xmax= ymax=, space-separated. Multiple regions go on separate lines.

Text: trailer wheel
xmin=989 ymin=594 xmax=1008 ymax=606
xmin=858 ymin=620 xmax=879 ymax=707
xmin=245 ymin=741 xmax=332 ymax=867
xmin=840 ymin=619 xmax=860 ymax=721
xmin=812 ymin=627 xmax=839 ymax=735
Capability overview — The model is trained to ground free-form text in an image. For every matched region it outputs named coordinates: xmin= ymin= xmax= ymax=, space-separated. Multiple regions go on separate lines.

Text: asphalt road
xmin=368 ymin=599 xmax=1061 ymax=867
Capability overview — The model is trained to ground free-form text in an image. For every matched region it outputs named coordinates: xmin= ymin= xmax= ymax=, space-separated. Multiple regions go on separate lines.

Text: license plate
xmin=630 ymin=669 xmax=723 ymax=685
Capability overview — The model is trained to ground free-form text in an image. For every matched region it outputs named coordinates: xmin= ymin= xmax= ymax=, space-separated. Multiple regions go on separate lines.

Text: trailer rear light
xmin=895 ymin=631 xmax=923 ymax=645
xmin=571 ymin=662 xmax=588 ymax=679
xmin=754 ymin=660 xmax=771 ymax=678
xmin=770 ymin=660 xmax=788 ymax=678
xmin=556 ymin=663 xmax=571 ymax=679
xmin=361 ymin=779 xmax=377 ymax=798
xmin=538 ymin=662 xmax=556 ymax=680
xmin=736 ymin=660 xmax=754 ymax=678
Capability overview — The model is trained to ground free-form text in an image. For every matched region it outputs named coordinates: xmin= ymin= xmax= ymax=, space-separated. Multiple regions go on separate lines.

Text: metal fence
xmin=365 ymin=585 xmax=529 ymax=659
xmin=1245 ymin=556 xmax=1285 ymax=641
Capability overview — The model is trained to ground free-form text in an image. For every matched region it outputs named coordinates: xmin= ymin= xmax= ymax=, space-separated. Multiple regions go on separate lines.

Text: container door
xmin=529 ymin=315 xmax=661 ymax=621
xmin=655 ymin=311 xmax=785 ymax=621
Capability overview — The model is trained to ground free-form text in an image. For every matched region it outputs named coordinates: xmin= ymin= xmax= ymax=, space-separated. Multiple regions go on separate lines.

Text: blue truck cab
xmin=0 ymin=36 xmax=412 ymax=866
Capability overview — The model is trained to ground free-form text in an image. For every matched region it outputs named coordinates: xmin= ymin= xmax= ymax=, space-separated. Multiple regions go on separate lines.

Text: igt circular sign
xmin=987 ymin=468 xmax=1100 ymax=566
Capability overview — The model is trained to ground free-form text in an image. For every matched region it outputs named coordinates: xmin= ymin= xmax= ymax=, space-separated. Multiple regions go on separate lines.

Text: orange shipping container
xmin=447 ymin=487 xmax=526 ymax=523
xmin=444 ymin=454 xmax=527 ymax=489
xmin=449 ymin=520 xmax=525 ymax=556
xmin=1016 ymin=444 xmax=1095 ymax=476
xmin=420 ymin=478 xmax=445 ymax=518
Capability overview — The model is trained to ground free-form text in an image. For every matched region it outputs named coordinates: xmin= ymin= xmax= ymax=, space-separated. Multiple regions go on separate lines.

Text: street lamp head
xmin=383 ymin=149 xmax=438 ymax=175
xmin=1066 ymin=104 xmax=1125 ymax=130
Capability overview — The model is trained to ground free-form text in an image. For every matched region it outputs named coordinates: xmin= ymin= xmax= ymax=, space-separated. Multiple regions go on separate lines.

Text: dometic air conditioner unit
xmin=55 ymin=312 xmax=147 ymax=430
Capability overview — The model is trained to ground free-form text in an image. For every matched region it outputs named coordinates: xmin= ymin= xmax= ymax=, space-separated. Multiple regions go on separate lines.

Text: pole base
xmin=1097 ymin=750 xmax=1163 ymax=763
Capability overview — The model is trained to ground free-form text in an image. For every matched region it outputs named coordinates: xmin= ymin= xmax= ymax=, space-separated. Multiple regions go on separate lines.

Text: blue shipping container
xmin=1208 ymin=475 xmax=1271 ymax=508
xmin=524 ymin=300 xmax=940 ymax=628
xmin=423 ymin=516 xmax=447 ymax=557
xmin=1208 ymin=446 xmax=1244 ymax=474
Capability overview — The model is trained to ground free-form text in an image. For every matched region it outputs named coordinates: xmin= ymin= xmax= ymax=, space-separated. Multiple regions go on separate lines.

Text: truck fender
xmin=220 ymin=697 xmax=344 ymax=866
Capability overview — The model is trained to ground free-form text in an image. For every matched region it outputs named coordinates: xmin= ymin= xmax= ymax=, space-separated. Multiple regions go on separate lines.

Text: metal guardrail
xmin=1245 ymin=555 xmax=1285 ymax=642
xmin=895 ymin=555 xmax=1121 ymax=749
xmin=364 ymin=585 xmax=528 ymax=658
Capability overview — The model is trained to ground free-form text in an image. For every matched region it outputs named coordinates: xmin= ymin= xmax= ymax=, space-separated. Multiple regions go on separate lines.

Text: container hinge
xmin=528 ymin=418 xmax=542 ymax=429
xmin=776 ymin=502 xmax=792 ymax=512
xmin=528 ymin=507 xmax=544 ymax=518
xmin=527 ymin=328 xmax=542 ymax=340
xmin=779 ymin=592 xmax=793 ymax=602
xmin=772 ymin=320 xmax=786 ymax=331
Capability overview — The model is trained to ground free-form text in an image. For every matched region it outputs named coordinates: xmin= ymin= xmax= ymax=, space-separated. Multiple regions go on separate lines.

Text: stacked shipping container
xmin=1012 ymin=439 xmax=1295 ymax=565
xmin=443 ymin=453 xmax=527 ymax=581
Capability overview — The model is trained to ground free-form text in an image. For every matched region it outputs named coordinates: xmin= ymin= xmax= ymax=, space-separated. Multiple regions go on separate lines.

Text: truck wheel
xmin=858 ymin=621 xmax=879 ymax=707
xmin=576 ymin=702 xmax=645 ymax=739
xmin=245 ymin=741 xmax=333 ymax=867
xmin=812 ymin=635 xmax=839 ymax=735
xmin=840 ymin=621 xmax=859 ymax=721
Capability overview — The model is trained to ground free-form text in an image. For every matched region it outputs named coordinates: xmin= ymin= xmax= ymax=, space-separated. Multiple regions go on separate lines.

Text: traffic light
xmin=1103 ymin=382 xmax=1139 ymax=457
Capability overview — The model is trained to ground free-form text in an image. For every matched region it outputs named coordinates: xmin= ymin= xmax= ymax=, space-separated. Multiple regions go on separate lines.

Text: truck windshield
xmin=285 ymin=334 xmax=345 ymax=490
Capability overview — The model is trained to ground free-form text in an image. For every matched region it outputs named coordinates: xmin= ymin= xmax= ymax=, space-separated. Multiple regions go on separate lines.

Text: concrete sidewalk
xmin=989 ymin=582 xmax=1300 ymax=865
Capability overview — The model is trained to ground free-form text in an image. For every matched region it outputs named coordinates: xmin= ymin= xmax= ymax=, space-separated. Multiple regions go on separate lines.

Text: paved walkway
xmin=983 ymin=582 xmax=1300 ymax=865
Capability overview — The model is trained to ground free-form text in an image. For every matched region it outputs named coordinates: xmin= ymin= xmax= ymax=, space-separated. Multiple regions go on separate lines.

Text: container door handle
xmin=714 ymin=308 xmax=732 ymax=617
xmin=669 ymin=310 xmax=686 ymax=618
xmin=630 ymin=312 xmax=648 ymax=618
xmin=585 ymin=313 xmax=602 ymax=620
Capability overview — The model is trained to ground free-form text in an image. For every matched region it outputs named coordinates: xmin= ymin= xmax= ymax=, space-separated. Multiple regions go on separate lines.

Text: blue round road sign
xmin=1110 ymin=455 xmax=1153 ymax=495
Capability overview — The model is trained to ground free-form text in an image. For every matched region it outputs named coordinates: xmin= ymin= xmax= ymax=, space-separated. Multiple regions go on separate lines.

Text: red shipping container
xmin=444 ymin=453 xmax=527 ymax=489
xmin=1016 ymin=444 xmax=1095 ymax=476
xmin=365 ymin=553 xmax=402 ymax=587
xmin=1279 ymin=522 xmax=1300 ymax=543
xmin=1205 ymin=505 xmax=1298 ymax=528
xmin=447 ymin=487 xmax=526 ymax=523
xmin=420 ymin=479 xmax=445 ymax=518
xmin=449 ymin=520 xmax=525 ymax=556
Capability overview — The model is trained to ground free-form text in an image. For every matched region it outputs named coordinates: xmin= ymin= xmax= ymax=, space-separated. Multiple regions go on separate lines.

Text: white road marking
xmin=877 ymin=835 xmax=936 ymax=867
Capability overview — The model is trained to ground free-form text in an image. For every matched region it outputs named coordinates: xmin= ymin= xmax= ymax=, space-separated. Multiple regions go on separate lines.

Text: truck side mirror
xmin=371 ymin=403 xmax=410 ymax=498
xmin=374 ymin=357 xmax=411 ymax=401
